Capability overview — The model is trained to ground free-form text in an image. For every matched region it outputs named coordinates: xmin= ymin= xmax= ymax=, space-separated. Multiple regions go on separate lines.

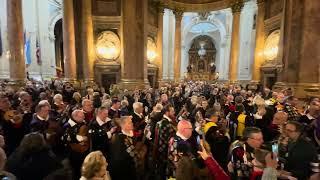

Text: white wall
xmin=0 ymin=0 xmax=9 ymax=79
xmin=0 ymin=0 xmax=59 ymax=81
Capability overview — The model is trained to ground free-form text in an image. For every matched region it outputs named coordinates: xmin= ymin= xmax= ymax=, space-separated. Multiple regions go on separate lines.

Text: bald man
xmin=167 ymin=120 xmax=197 ymax=178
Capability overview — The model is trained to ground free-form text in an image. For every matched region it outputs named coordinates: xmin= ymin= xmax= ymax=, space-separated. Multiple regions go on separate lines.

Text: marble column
xmin=156 ymin=5 xmax=165 ymax=83
xmin=252 ymin=0 xmax=265 ymax=82
xmin=173 ymin=10 xmax=183 ymax=81
xmin=229 ymin=0 xmax=243 ymax=83
xmin=63 ymin=0 xmax=77 ymax=81
xmin=81 ymin=0 xmax=95 ymax=85
xmin=7 ymin=0 xmax=25 ymax=84
xmin=119 ymin=0 xmax=149 ymax=90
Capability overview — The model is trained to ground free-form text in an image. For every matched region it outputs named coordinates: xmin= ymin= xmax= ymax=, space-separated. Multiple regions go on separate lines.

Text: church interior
xmin=0 ymin=0 xmax=319 ymax=97
xmin=1 ymin=1 xmax=320 ymax=180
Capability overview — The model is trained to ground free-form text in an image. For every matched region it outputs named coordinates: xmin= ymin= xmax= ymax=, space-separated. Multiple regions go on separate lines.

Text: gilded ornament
xmin=95 ymin=31 xmax=121 ymax=61
xmin=230 ymin=0 xmax=244 ymax=13
xmin=264 ymin=30 xmax=280 ymax=61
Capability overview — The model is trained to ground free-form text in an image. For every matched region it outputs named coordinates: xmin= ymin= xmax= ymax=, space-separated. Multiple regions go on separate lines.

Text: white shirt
xmin=37 ymin=114 xmax=48 ymax=121
xmin=176 ymin=132 xmax=188 ymax=141
xmin=68 ymin=119 xmax=77 ymax=127
xmin=96 ymin=116 xmax=111 ymax=126
xmin=163 ymin=115 xmax=172 ymax=122
xmin=306 ymin=113 xmax=316 ymax=120
xmin=134 ymin=111 xmax=143 ymax=119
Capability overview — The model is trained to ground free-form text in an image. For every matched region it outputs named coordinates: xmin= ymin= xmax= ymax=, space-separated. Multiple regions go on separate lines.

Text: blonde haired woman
xmin=80 ymin=151 xmax=111 ymax=180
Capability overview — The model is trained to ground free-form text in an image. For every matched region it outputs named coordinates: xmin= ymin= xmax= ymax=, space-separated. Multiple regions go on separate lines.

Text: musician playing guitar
xmin=61 ymin=109 xmax=90 ymax=179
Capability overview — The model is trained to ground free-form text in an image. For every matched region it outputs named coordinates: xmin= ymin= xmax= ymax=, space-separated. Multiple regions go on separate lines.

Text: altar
xmin=185 ymin=35 xmax=218 ymax=81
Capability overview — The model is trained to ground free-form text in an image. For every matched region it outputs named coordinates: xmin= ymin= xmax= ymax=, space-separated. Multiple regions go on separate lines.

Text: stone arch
xmin=54 ymin=19 xmax=64 ymax=72
xmin=48 ymin=10 xmax=62 ymax=39
xmin=181 ymin=14 xmax=229 ymax=79
xmin=48 ymin=9 xmax=62 ymax=73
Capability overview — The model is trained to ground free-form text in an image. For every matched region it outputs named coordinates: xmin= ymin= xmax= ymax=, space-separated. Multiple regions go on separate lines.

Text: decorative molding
xmin=264 ymin=13 xmax=282 ymax=35
xmin=148 ymin=24 xmax=158 ymax=37
xmin=230 ymin=0 xmax=244 ymax=14
xmin=48 ymin=0 xmax=62 ymax=9
xmin=48 ymin=10 xmax=62 ymax=34
xmin=95 ymin=31 xmax=121 ymax=61
xmin=173 ymin=8 xmax=184 ymax=19
xmin=158 ymin=0 xmax=229 ymax=12
xmin=157 ymin=1 xmax=167 ymax=14
xmin=92 ymin=16 xmax=121 ymax=31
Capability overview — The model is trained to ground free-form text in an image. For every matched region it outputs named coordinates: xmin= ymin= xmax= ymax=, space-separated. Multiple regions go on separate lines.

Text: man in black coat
xmin=283 ymin=121 xmax=317 ymax=180
xmin=61 ymin=109 xmax=88 ymax=180
xmin=108 ymin=99 xmax=121 ymax=119
xmin=109 ymin=116 xmax=138 ymax=180
xmin=89 ymin=106 xmax=116 ymax=158
xmin=131 ymin=102 xmax=146 ymax=140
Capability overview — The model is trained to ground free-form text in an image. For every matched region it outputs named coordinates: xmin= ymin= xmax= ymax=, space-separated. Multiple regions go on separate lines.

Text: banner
xmin=24 ymin=31 xmax=31 ymax=65
xmin=36 ymin=36 xmax=41 ymax=65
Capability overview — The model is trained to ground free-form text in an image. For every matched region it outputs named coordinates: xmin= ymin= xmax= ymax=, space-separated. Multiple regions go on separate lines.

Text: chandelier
xmin=198 ymin=41 xmax=206 ymax=59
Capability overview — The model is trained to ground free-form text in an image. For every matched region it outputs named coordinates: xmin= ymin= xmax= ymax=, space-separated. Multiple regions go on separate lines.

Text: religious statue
xmin=198 ymin=60 xmax=205 ymax=71
xmin=187 ymin=64 xmax=192 ymax=73
xmin=210 ymin=63 xmax=216 ymax=73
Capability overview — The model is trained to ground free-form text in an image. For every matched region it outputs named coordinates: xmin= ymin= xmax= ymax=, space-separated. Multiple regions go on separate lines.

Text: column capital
xmin=173 ymin=8 xmax=184 ymax=20
xmin=230 ymin=0 xmax=244 ymax=14
xmin=157 ymin=2 xmax=167 ymax=14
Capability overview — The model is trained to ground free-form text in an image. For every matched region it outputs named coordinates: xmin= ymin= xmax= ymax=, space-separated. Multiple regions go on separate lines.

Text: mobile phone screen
xmin=272 ymin=144 xmax=279 ymax=161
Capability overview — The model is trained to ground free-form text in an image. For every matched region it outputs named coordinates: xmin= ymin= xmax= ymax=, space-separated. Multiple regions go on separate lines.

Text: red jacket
xmin=204 ymin=157 xmax=230 ymax=180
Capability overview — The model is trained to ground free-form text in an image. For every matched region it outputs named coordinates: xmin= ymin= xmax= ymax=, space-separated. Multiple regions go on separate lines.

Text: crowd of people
xmin=0 ymin=79 xmax=319 ymax=180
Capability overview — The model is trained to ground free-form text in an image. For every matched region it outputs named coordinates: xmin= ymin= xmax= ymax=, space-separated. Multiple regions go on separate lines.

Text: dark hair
xmin=16 ymin=132 xmax=48 ymax=157
xmin=236 ymin=104 xmax=245 ymax=113
xmin=235 ymin=96 xmax=244 ymax=104
xmin=112 ymin=99 xmax=120 ymax=105
xmin=242 ymin=127 xmax=261 ymax=141
xmin=44 ymin=159 xmax=72 ymax=180
xmin=287 ymin=121 xmax=304 ymax=133
xmin=162 ymin=104 xmax=173 ymax=114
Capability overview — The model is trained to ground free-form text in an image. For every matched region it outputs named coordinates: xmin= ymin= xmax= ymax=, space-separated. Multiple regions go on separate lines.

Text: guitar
xmin=4 ymin=110 xmax=23 ymax=124
xmin=69 ymin=124 xmax=90 ymax=153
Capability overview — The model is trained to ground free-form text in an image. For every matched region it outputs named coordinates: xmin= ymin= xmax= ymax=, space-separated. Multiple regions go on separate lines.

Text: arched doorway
xmin=186 ymin=35 xmax=217 ymax=81
xmin=54 ymin=19 xmax=64 ymax=73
